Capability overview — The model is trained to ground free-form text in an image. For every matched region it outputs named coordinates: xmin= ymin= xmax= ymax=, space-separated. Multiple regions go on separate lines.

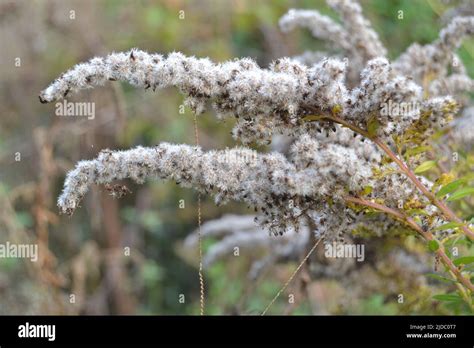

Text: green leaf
xmin=361 ymin=186 xmax=373 ymax=196
xmin=447 ymin=187 xmax=474 ymax=201
xmin=426 ymin=273 xmax=455 ymax=284
xmin=433 ymin=293 xmax=461 ymax=302
xmin=404 ymin=146 xmax=431 ymax=158
xmin=434 ymin=222 xmax=464 ymax=231
xmin=444 ymin=236 xmax=469 ymax=247
xmin=367 ymin=116 xmax=379 ymax=138
xmin=332 ymin=104 xmax=342 ymax=115
xmin=414 ymin=160 xmax=437 ymax=174
xmin=453 ymin=256 xmax=474 ymax=267
xmin=428 ymin=240 xmax=440 ymax=252
xmin=436 ymin=179 xmax=465 ymax=198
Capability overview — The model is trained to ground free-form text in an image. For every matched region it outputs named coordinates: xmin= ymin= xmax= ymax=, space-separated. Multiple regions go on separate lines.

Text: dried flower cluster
xmin=183 ymin=214 xmax=309 ymax=278
xmin=280 ymin=0 xmax=386 ymax=82
xmin=393 ymin=16 xmax=474 ymax=98
xmin=40 ymin=0 xmax=473 ymax=253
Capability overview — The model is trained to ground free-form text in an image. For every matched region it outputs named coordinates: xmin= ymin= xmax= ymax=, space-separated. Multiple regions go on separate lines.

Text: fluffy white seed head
xmin=40 ymin=1 xmax=473 ymax=243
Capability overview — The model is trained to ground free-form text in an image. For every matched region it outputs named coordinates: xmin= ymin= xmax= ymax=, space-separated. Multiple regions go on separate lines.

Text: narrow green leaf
xmin=453 ymin=256 xmax=474 ymax=266
xmin=426 ymin=273 xmax=455 ymax=284
xmin=414 ymin=160 xmax=437 ymax=174
xmin=361 ymin=186 xmax=373 ymax=196
xmin=436 ymin=179 xmax=465 ymax=198
xmin=428 ymin=240 xmax=439 ymax=252
xmin=433 ymin=294 xmax=461 ymax=302
xmin=447 ymin=187 xmax=474 ymax=201
xmin=367 ymin=116 xmax=379 ymax=138
xmin=444 ymin=236 xmax=469 ymax=247
xmin=405 ymin=146 xmax=431 ymax=158
xmin=332 ymin=105 xmax=342 ymax=115
xmin=434 ymin=222 xmax=464 ymax=231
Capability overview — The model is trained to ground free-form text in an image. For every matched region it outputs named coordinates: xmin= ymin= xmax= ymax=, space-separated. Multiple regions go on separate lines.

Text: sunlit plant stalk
xmin=305 ymin=112 xmax=474 ymax=296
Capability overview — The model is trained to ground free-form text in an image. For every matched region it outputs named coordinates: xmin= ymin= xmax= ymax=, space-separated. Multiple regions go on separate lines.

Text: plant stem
xmin=304 ymin=112 xmax=474 ymax=296
xmin=449 ymin=270 xmax=474 ymax=311
xmin=345 ymin=196 xmax=474 ymax=293
xmin=317 ymin=113 xmax=474 ymax=241
xmin=373 ymin=137 xmax=474 ymax=240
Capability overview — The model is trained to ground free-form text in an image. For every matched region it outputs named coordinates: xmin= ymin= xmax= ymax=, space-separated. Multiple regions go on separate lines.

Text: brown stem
xmin=319 ymin=113 xmax=474 ymax=241
xmin=345 ymin=196 xmax=474 ymax=292
xmin=373 ymin=138 xmax=474 ymax=240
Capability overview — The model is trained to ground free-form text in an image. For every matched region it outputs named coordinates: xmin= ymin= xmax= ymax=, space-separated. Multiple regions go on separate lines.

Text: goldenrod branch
xmin=345 ymin=196 xmax=474 ymax=293
xmin=318 ymin=113 xmax=474 ymax=241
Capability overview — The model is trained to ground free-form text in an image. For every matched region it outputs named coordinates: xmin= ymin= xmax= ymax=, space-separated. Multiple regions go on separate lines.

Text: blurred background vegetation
xmin=0 ymin=0 xmax=472 ymax=315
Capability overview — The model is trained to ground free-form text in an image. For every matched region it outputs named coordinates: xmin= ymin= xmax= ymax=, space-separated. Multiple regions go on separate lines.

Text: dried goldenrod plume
xmin=280 ymin=0 xmax=387 ymax=64
xmin=393 ymin=16 xmax=474 ymax=97
xmin=40 ymin=0 xmax=474 ymax=293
